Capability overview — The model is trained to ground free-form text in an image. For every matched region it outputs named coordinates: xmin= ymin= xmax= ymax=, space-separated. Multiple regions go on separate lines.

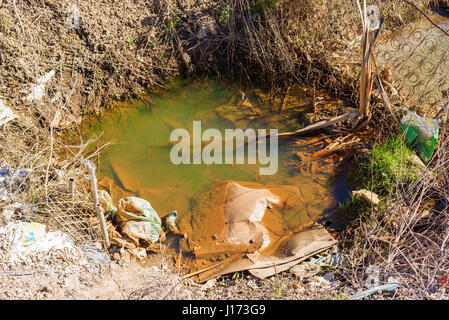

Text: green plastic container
xmin=400 ymin=110 xmax=439 ymax=163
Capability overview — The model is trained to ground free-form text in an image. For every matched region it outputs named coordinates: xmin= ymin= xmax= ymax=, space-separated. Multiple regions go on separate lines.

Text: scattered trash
xmin=0 ymin=164 xmax=32 ymax=201
xmin=117 ymin=197 xmax=162 ymax=245
xmin=290 ymin=262 xmax=321 ymax=281
xmin=310 ymin=252 xmax=343 ymax=267
xmin=306 ymin=276 xmax=331 ymax=290
xmin=349 ymin=282 xmax=400 ymax=300
xmin=26 ymin=70 xmax=55 ymax=102
xmin=21 ymin=222 xmax=46 ymax=247
xmin=440 ymin=273 xmax=449 ymax=287
xmin=323 ymin=271 xmax=336 ymax=283
xmin=202 ymin=279 xmax=216 ymax=290
xmin=80 ymin=245 xmax=111 ymax=265
xmin=438 ymin=197 xmax=448 ymax=211
xmin=98 ymin=190 xmax=117 ymax=213
xmin=0 ymin=220 xmax=79 ymax=262
xmin=163 ymin=210 xmax=180 ymax=234
xmin=0 ymin=100 xmax=17 ymax=127
xmin=1 ymin=203 xmax=22 ymax=225
xmin=352 ymin=189 xmax=380 ymax=206
xmin=364 ymin=265 xmax=380 ymax=288
xmin=400 ymin=110 xmax=439 ymax=162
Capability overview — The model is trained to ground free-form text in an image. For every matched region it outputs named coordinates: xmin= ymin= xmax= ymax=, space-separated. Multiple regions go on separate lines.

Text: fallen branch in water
xmin=311 ymin=134 xmax=361 ymax=158
xmin=277 ymin=110 xmax=360 ymax=138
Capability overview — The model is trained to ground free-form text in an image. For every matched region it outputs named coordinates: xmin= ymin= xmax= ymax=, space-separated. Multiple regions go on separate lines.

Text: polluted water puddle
xmin=80 ymin=78 xmax=351 ymax=280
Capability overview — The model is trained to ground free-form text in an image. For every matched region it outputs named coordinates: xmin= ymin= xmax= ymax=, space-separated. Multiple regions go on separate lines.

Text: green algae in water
xmin=83 ymin=78 xmax=348 ymax=222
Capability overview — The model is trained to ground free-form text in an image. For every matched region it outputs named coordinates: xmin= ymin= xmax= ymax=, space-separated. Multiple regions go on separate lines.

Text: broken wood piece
xmin=375 ymin=75 xmax=399 ymax=123
xmin=311 ymin=134 xmax=360 ymax=158
xmin=277 ymin=110 xmax=360 ymax=138
xmin=280 ymin=86 xmax=291 ymax=111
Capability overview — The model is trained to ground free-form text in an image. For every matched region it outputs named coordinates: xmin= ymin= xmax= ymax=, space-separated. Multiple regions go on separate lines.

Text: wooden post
xmin=84 ymin=160 xmax=110 ymax=247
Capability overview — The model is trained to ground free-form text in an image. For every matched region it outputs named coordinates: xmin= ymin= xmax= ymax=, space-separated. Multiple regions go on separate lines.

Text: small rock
xmin=290 ymin=262 xmax=321 ymax=281
xmin=113 ymin=252 xmax=120 ymax=261
xmin=151 ymin=266 xmax=160 ymax=272
xmin=203 ymin=279 xmax=216 ymax=290
xmin=122 ymin=250 xmax=131 ymax=264
xmin=246 ymin=280 xmax=258 ymax=289
xmin=409 ymin=154 xmax=426 ymax=174
xmin=212 ymin=234 xmax=218 ymax=240
xmin=352 ymin=189 xmax=380 ymax=206
xmin=291 ymin=283 xmax=300 ymax=289
xmin=306 ymin=276 xmax=331 ymax=289
xmin=323 ymin=272 xmax=335 ymax=283
xmin=41 ymin=286 xmax=51 ymax=293
xmin=2 ymin=203 xmax=22 ymax=223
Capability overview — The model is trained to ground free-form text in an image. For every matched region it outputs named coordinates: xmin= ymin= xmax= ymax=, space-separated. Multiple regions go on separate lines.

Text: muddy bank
xmin=0 ymin=0 xmax=438 ymax=126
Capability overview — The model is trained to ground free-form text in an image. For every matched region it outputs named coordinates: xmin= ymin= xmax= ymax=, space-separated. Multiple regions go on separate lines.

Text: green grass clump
xmin=218 ymin=5 xmax=231 ymax=26
xmin=335 ymin=134 xmax=419 ymax=229
xmin=334 ymin=196 xmax=372 ymax=229
xmin=351 ymin=134 xmax=418 ymax=197
xmin=250 ymin=0 xmax=277 ymax=16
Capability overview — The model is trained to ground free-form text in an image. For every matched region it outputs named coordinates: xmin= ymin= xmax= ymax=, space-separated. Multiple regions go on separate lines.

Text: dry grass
xmin=198 ymin=0 xmax=436 ymax=99
xmin=0 ymin=114 xmax=105 ymax=246
xmin=338 ymin=112 xmax=449 ymax=299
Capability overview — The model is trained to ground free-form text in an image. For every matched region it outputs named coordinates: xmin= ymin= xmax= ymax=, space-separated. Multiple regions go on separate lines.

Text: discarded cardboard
xmin=178 ymin=181 xmax=336 ymax=282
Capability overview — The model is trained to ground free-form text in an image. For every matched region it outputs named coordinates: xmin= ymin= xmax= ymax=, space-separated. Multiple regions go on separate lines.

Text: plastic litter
xmin=26 ymin=70 xmax=55 ymax=102
xmin=0 ymin=99 xmax=17 ymax=127
xmin=1 ymin=202 xmax=22 ymax=225
xmin=440 ymin=273 xmax=449 ymax=287
xmin=0 ymin=221 xmax=78 ymax=262
xmin=400 ymin=110 xmax=439 ymax=162
xmin=310 ymin=252 xmax=343 ymax=267
xmin=117 ymin=197 xmax=162 ymax=244
xmin=80 ymin=245 xmax=111 ymax=264
xmin=0 ymin=164 xmax=32 ymax=201
xmin=98 ymin=189 xmax=117 ymax=213
xmin=349 ymin=282 xmax=400 ymax=300
xmin=290 ymin=261 xmax=321 ymax=280
xmin=163 ymin=210 xmax=180 ymax=234
xmin=21 ymin=222 xmax=46 ymax=247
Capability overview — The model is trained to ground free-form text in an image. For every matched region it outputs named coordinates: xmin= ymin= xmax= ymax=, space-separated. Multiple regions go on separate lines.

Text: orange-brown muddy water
xmin=81 ymin=78 xmax=351 ymax=274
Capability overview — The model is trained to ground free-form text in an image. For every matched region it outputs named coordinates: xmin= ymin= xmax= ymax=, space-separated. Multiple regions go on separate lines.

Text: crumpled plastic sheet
xmin=0 ymin=99 xmax=17 ymax=127
xmin=116 ymin=197 xmax=162 ymax=244
xmin=0 ymin=164 xmax=32 ymax=201
xmin=0 ymin=221 xmax=80 ymax=262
